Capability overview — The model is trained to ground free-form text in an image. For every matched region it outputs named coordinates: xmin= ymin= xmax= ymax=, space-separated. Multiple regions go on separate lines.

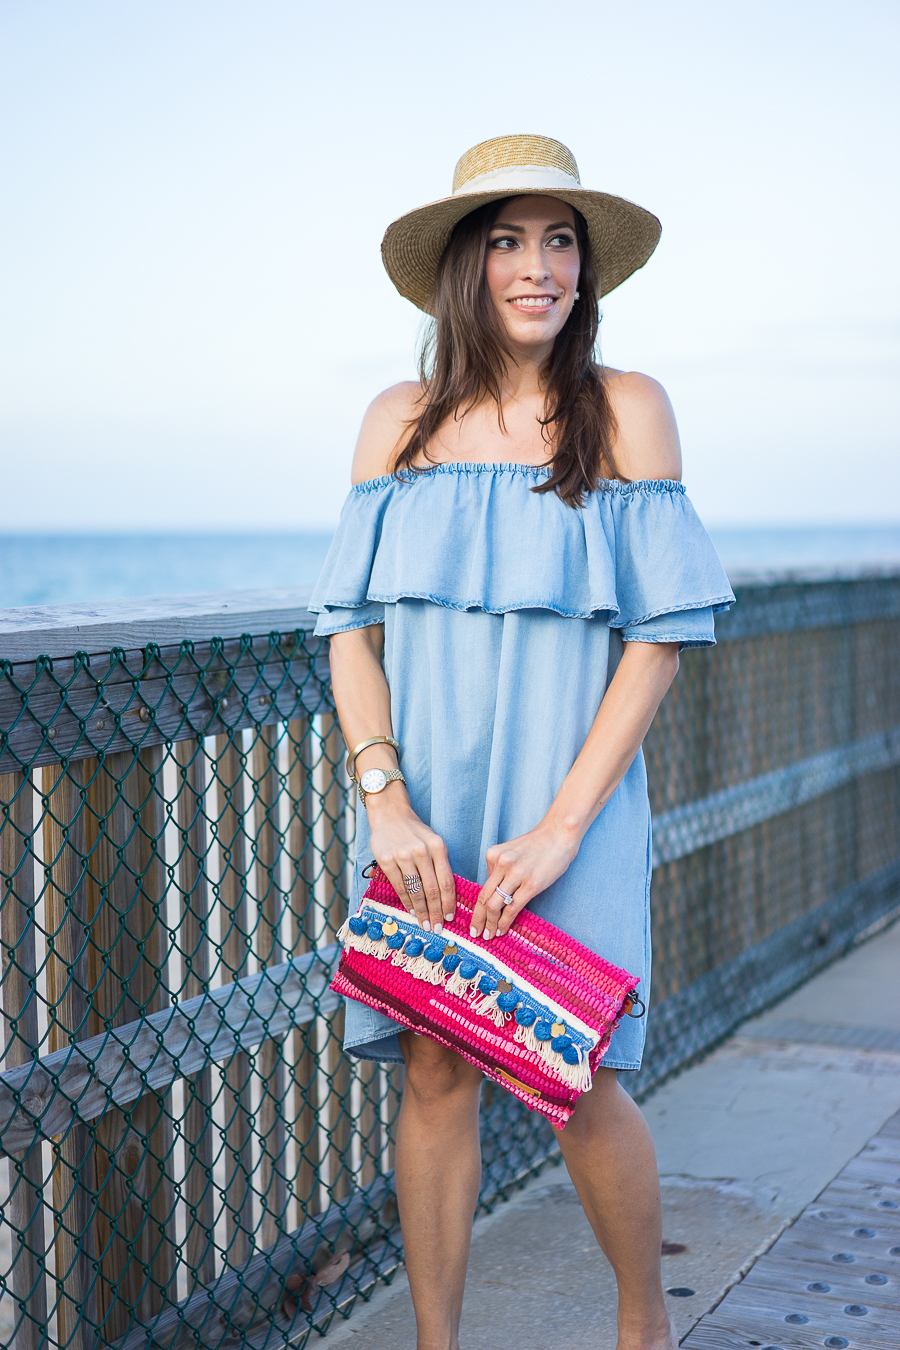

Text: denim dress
xmin=309 ymin=465 xmax=734 ymax=1070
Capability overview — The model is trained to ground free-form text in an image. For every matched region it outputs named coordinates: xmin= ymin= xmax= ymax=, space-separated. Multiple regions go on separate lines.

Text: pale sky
xmin=1 ymin=0 xmax=898 ymax=530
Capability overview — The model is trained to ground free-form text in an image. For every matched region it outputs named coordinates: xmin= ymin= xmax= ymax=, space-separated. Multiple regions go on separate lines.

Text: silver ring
xmin=495 ymin=885 xmax=515 ymax=906
xmin=403 ymin=874 xmax=422 ymax=895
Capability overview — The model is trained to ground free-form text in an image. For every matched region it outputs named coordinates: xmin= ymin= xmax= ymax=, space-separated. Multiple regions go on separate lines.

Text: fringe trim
xmin=514 ymin=1023 xmax=593 ymax=1092
xmin=339 ymin=926 xmax=598 ymax=1087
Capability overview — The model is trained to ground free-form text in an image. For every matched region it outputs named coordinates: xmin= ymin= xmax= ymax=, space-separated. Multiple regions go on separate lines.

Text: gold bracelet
xmin=346 ymin=735 xmax=401 ymax=780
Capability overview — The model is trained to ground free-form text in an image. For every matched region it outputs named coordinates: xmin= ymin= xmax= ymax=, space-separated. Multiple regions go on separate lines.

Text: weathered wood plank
xmin=720 ymin=1277 xmax=900 ymax=1341
xmin=0 ymin=588 xmax=317 ymax=662
xmin=255 ymin=725 xmax=288 ymax=1250
xmin=1 ymin=770 xmax=49 ymax=1350
xmin=0 ymin=639 xmax=332 ymax=773
xmin=685 ymin=1308 xmax=894 ymax=1347
xmin=742 ymin=1250 xmax=900 ymax=1308
xmin=42 ymin=759 xmax=98 ymax=1350
xmin=174 ymin=737 xmax=215 ymax=1288
xmin=89 ymin=746 xmax=176 ymax=1336
xmin=0 ymin=944 xmax=341 ymax=1155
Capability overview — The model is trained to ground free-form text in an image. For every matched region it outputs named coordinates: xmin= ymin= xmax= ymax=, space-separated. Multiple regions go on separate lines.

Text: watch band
xmin=346 ymin=735 xmax=402 ymax=780
xmin=358 ymin=768 xmax=406 ymax=805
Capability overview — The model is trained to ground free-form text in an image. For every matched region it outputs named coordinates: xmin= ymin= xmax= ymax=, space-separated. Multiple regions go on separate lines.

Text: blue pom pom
xmin=386 ymin=932 xmax=405 ymax=949
xmin=348 ymin=916 xmax=367 ymax=936
xmin=443 ymin=952 xmax=462 ymax=972
xmin=561 ymin=1043 xmax=581 ymax=1065
xmin=515 ymin=1006 xmax=536 ymax=1026
xmin=478 ymin=976 xmax=497 ymax=996
xmin=551 ymin=1034 xmax=572 ymax=1054
xmin=425 ymin=941 xmax=446 ymax=962
xmin=496 ymin=990 xmax=519 ymax=1012
xmin=367 ymin=922 xmax=384 ymax=942
xmin=404 ymin=937 xmax=425 ymax=958
xmin=534 ymin=1020 xmax=554 ymax=1041
xmin=459 ymin=959 xmax=479 ymax=980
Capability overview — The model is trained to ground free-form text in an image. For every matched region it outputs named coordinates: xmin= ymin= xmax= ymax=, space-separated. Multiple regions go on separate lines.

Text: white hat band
xmin=454 ymin=163 xmax=582 ymax=197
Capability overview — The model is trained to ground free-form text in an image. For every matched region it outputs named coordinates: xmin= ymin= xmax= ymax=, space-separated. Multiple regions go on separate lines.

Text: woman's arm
xmin=470 ymin=639 xmax=679 ymax=939
xmin=328 ymin=626 xmax=457 ymax=932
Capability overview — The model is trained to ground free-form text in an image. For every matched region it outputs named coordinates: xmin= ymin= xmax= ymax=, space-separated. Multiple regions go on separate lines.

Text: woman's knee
xmin=399 ymin=1033 xmax=483 ymax=1107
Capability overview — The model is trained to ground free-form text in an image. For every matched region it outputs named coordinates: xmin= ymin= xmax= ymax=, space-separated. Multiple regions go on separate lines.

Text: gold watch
xmin=357 ymin=766 xmax=406 ymax=805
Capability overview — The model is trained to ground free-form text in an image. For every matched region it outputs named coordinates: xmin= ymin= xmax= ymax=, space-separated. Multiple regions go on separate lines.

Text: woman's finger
xmin=394 ymin=859 xmax=430 ymax=927
xmin=496 ymin=886 xmax=533 ymax=936
xmin=381 ymin=859 xmax=415 ymax=912
xmin=433 ymin=845 xmax=457 ymax=923
xmin=413 ymin=851 xmax=447 ymax=932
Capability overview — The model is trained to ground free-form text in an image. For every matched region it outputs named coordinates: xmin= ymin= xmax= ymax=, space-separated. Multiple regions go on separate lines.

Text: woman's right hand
xmin=365 ymin=791 xmax=456 ymax=933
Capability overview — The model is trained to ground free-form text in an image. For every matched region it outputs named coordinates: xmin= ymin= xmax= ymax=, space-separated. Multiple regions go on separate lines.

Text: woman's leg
xmin=557 ymin=1068 xmax=677 ymax=1350
xmin=395 ymin=1031 xmax=484 ymax=1350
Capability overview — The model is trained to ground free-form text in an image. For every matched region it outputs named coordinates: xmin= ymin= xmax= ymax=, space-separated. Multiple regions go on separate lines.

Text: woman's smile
xmin=507 ymin=294 xmax=560 ymax=313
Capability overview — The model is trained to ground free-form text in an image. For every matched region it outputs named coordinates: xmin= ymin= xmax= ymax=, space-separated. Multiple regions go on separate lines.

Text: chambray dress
xmin=309 ymin=465 xmax=734 ymax=1070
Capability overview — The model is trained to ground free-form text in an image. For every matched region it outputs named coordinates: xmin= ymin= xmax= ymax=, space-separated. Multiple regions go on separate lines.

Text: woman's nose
xmin=521 ymin=244 xmax=551 ymax=283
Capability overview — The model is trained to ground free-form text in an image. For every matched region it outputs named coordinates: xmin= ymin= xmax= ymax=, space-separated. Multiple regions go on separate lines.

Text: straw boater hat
xmin=382 ymin=133 xmax=661 ymax=315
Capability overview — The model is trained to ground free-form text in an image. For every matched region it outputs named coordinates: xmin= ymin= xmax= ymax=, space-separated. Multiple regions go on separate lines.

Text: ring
xmin=403 ymin=874 xmax=423 ymax=895
xmin=495 ymin=885 xmax=515 ymax=906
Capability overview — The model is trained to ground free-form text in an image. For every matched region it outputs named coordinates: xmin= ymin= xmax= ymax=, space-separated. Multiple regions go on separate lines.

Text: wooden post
xmin=42 ymin=760 xmax=98 ymax=1350
xmin=1 ymin=770 xmax=49 ymax=1350
xmin=287 ymin=717 xmax=320 ymax=1221
xmin=254 ymin=725 xmax=287 ymax=1250
xmin=87 ymin=747 xmax=175 ymax=1339
xmin=320 ymin=716 xmax=352 ymax=1208
xmin=216 ymin=733 xmax=252 ymax=1267
xmin=175 ymin=738 xmax=215 ymax=1290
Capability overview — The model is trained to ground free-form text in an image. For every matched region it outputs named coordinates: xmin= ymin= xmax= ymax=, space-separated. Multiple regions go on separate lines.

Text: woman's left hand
xmin=470 ymin=819 xmax=581 ymax=940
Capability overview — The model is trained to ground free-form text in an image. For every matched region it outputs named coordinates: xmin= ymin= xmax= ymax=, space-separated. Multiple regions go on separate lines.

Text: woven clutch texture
xmin=332 ymin=867 xmax=641 ymax=1128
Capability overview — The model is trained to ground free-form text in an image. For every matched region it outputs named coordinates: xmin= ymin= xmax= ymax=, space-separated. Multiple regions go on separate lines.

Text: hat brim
xmin=381 ymin=187 xmax=661 ymax=314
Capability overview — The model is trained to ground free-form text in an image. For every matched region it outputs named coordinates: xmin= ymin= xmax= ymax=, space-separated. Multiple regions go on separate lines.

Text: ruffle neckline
xmin=310 ymin=465 xmax=734 ymax=634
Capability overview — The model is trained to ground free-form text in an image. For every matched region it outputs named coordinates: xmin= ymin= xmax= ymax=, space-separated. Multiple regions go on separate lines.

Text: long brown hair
xmin=393 ymin=197 xmax=620 ymax=507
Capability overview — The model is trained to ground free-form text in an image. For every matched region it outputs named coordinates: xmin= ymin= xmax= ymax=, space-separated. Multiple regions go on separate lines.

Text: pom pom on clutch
xmin=534 ymin=1020 xmax=554 ymax=1041
xmin=367 ymin=922 xmax=383 ymax=942
xmin=478 ymin=976 xmax=497 ymax=995
xmin=348 ymin=916 xmax=368 ymax=936
xmin=459 ymin=959 xmax=479 ymax=980
xmin=425 ymin=940 xmax=446 ymax=962
xmin=404 ymin=937 xmax=425 ymax=958
xmin=386 ymin=932 xmax=405 ymax=949
xmin=496 ymin=990 xmax=520 ymax=1012
xmin=442 ymin=953 xmax=462 ymax=972
xmin=515 ymin=1006 xmax=536 ymax=1026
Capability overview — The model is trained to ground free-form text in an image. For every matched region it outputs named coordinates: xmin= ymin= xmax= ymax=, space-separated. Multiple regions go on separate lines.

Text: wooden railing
xmin=0 ymin=575 xmax=899 ymax=1348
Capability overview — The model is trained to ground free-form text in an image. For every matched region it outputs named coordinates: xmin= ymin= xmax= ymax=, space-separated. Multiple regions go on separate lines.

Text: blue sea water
xmin=1 ymin=525 xmax=899 ymax=609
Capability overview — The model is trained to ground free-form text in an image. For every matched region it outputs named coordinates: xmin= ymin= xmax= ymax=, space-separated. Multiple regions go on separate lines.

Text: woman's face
xmin=484 ymin=196 xmax=580 ymax=353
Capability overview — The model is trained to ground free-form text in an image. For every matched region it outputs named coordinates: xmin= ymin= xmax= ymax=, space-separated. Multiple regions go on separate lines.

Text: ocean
xmin=2 ymin=525 xmax=899 ymax=609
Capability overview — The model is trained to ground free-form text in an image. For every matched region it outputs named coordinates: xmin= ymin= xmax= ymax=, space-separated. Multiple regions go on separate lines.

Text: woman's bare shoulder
xmin=603 ymin=369 xmax=682 ymax=483
xmin=351 ymin=381 xmax=424 ymax=485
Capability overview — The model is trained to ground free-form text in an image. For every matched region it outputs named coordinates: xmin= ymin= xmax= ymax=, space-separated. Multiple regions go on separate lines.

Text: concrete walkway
xmin=327 ymin=914 xmax=900 ymax=1349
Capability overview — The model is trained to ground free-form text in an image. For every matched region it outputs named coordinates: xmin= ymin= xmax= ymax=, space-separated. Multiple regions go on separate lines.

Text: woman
xmin=310 ymin=134 xmax=734 ymax=1350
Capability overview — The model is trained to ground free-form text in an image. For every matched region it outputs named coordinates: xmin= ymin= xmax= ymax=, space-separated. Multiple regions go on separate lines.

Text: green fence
xmin=0 ymin=574 xmax=899 ymax=1348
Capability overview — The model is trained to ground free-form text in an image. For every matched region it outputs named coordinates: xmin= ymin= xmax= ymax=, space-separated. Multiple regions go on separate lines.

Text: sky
xmin=0 ymin=0 xmax=898 ymax=531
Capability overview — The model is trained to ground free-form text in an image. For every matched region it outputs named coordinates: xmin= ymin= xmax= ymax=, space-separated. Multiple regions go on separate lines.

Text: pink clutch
xmin=332 ymin=867 xmax=642 ymax=1128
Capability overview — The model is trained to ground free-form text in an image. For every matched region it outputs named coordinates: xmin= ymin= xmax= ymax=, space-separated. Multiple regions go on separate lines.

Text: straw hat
xmin=382 ymin=134 xmax=661 ymax=314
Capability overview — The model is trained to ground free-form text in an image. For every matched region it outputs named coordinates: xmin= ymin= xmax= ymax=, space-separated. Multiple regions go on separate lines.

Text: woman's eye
xmin=548 ymin=233 xmax=575 ymax=248
xmin=489 ymin=235 xmax=519 ymax=250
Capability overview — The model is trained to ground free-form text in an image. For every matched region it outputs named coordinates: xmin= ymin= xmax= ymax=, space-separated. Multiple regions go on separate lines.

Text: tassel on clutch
xmin=331 ymin=866 xmax=643 ymax=1128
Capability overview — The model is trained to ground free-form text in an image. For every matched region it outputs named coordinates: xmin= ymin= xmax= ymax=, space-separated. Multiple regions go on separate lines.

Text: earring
xmin=574 ymin=291 xmax=580 ymax=300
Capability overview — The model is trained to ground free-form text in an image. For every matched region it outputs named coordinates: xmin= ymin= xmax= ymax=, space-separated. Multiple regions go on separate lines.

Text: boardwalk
xmin=684 ymin=1109 xmax=900 ymax=1349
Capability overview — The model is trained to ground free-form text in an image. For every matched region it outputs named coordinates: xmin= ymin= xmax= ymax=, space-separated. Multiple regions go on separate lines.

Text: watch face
xmin=360 ymin=768 xmax=388 ymax=794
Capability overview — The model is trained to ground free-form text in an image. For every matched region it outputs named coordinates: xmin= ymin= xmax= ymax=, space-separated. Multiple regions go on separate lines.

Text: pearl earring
xmin=574 ymin=291 xmax=580 ymax=300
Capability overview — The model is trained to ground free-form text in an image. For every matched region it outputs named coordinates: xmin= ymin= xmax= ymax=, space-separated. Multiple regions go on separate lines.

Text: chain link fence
xmin=0 ymin=573 xmax=898 ymax=1348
